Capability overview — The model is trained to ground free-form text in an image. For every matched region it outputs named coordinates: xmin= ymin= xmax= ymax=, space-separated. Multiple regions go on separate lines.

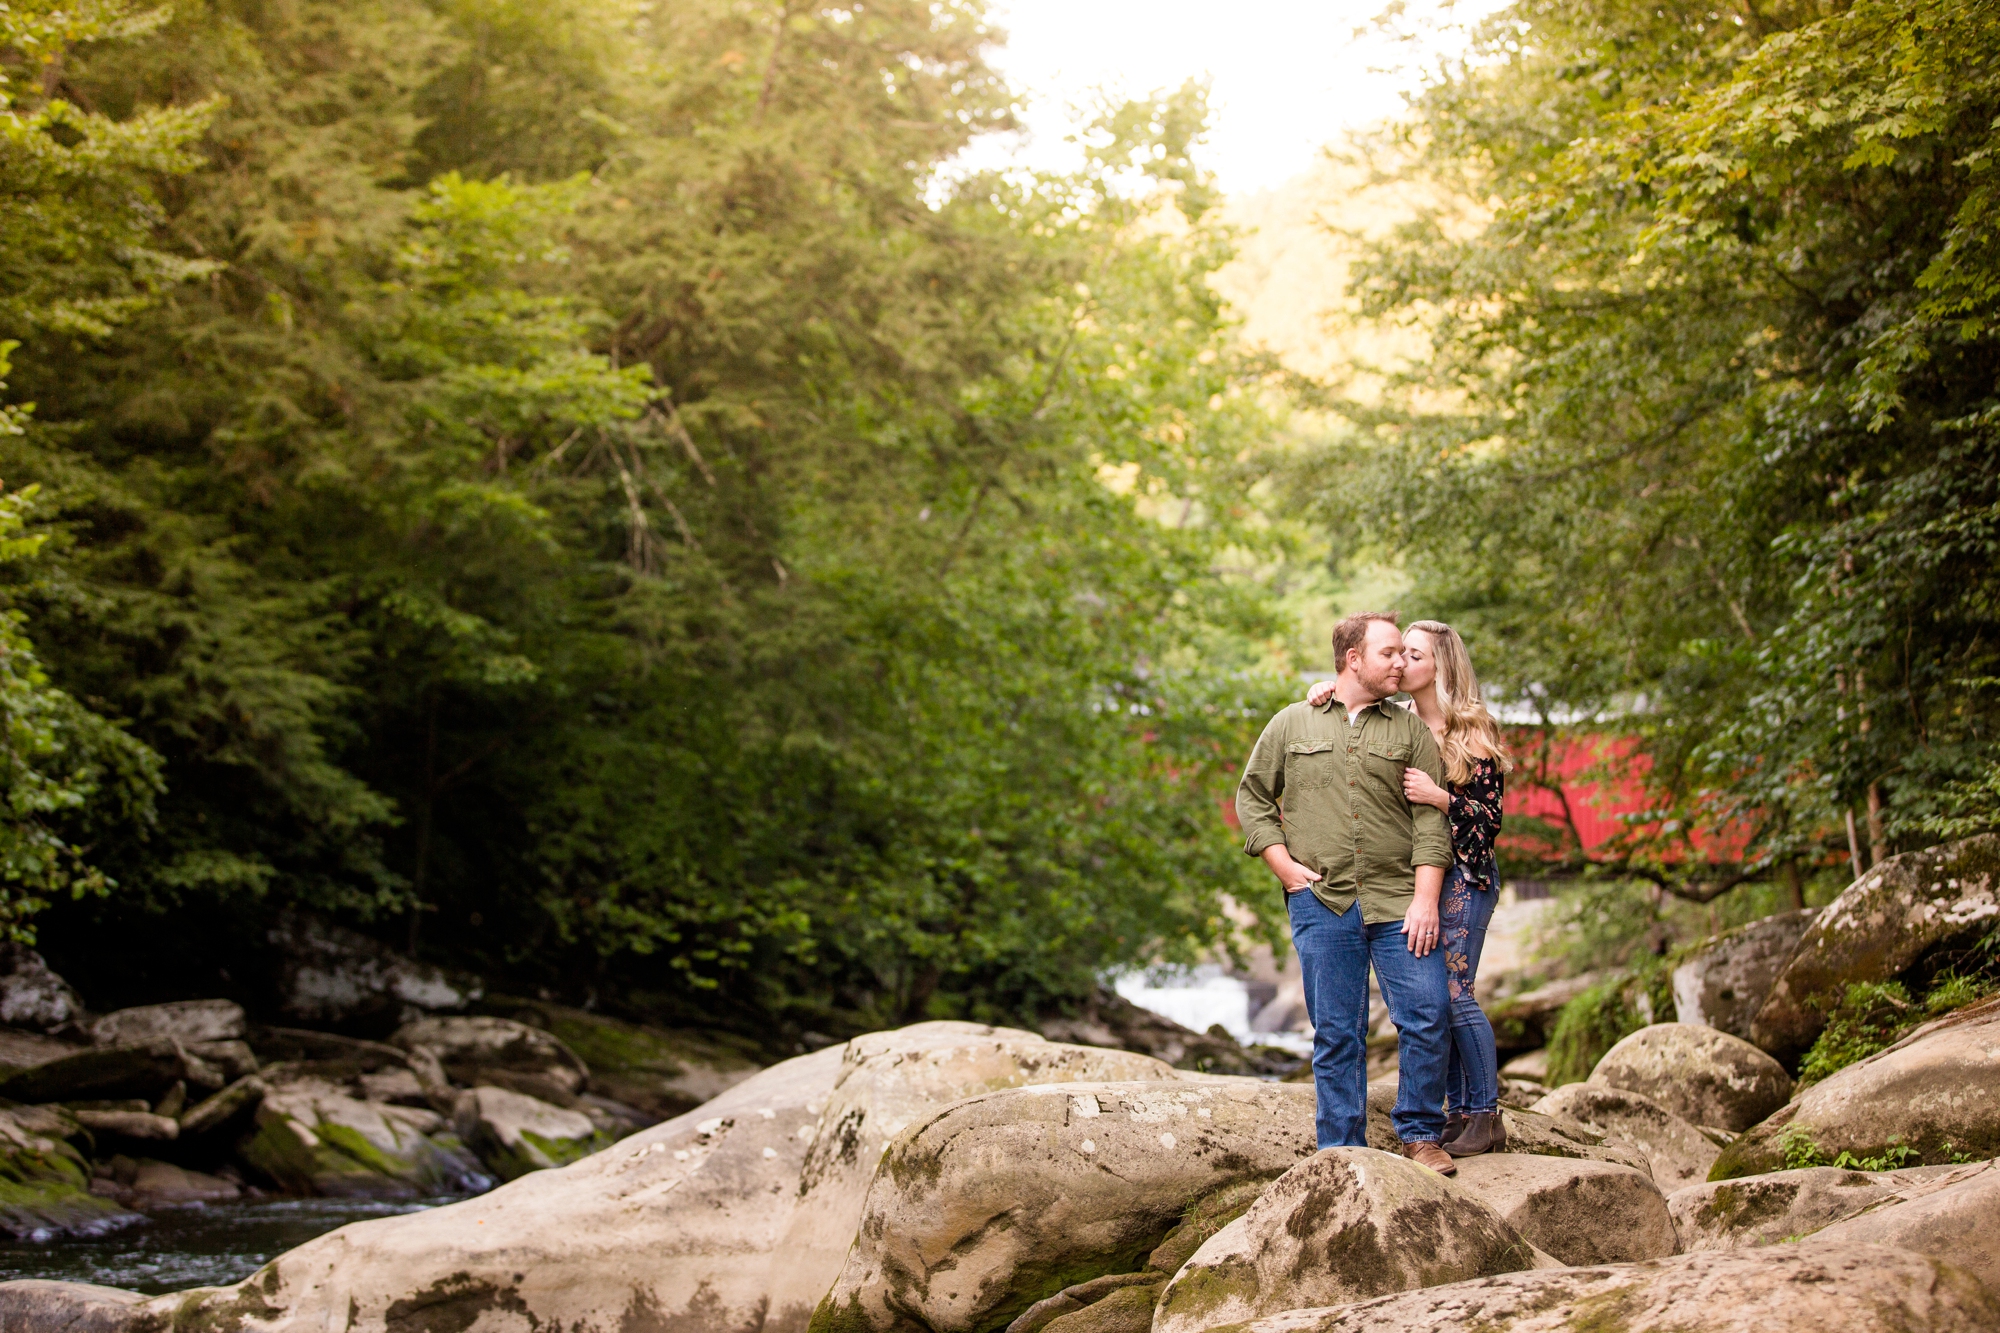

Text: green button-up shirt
xmin=1235 ymin=698 xmax=1453 ymax=924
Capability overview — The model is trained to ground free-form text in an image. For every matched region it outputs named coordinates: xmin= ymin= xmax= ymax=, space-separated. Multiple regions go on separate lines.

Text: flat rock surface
xmin=1811 ymin=1161 xmax=2000 ymax=1292
xmin=1531 ymin=1083 xmax=1721 ymax=1189
xmin=1449 ymin=1150 xmax=1676 ymax=1265
xmin=1214 ymin=1242 xmax=2000 ymax=1333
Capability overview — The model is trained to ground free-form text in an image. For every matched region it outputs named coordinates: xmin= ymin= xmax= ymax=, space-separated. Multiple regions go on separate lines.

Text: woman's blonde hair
xmin=1407 ymin=619 xmax=1514 ymax=785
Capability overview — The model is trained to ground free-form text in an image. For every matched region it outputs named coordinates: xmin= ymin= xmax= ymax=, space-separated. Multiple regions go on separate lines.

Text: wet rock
xmin=269 ymin=909 xmax=477 ymax=1031
xmin=811 ymin=1079 xmax=1322 ymax=1333
xmin=1150 ymin=1147 xmax=1539 ymax=1333
xmin=0 ymin=1039 xmax=212 ymax=1104
xmin=484 ymin=996 xmax=764 ymax=1120
xmin=1531 ymin=1083 xmax=1722 ymax=1188
xmin=1668 ymin=1163 xmax=1966 ymax=1250
xmin=391 ymin=1015 xmax=589 ymax=1098
xmin=1753 ymin=835 xmax=2000 ymax=1059
xmin=770 ymin=1026 xmax=1177 ymax=1323
xmin=0 ymin=1279 xmax=146 ymax=1333
xmin=1714 ymin=996 xmax=2000 ymax=1177
xmin=238 ymin=1075 xmax=491 ymax=1197
xmin=126 ymin=1159 xmax=241 ymax=1207
xmin=1217 ymin=1242 xmax=2000 ymax=1333
xmin=1487 ymin=975 xmax=1599 ymax=1057
xmin=1673 ymin=909 xmax=1817 ymax=1041
xmin=87 ymin=999 xmax=244 ymax=1047
xmin=1810 ymin=1161 xmax=2000 ymax=1291
xmin=1450 ymin=1151 xmax=1677 ymax=1265
xmin=178 ymin=1075 xmax=266 ymax=1136
xmin=1590 ymin=1023 xmax=1791 ymax=1133
xmin=451 ymin=1085 xmax=613 ymax=1179
xmin=71 ymin=1110 xmax=178 ymax=1142
xmin=0 ymin=1107 xmax=142 ymax=1239
xmin=0 ymin=945 xmax=82 ymax=1032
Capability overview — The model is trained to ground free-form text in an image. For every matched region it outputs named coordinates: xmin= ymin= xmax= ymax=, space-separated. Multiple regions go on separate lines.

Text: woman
xmin=1307 ymin=620 xmax=1513 ymax=1155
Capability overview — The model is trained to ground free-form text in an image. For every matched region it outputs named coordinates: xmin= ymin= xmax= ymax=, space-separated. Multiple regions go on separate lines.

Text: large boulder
xmin=483 ymin=996 xmax=763 ymax=1119
xmin=1590 ymin=1022 xmax=1791 ymax=1132
xmin=236 ymin=1074 xmax=491 ymax=1198
xmin=0 ymin=944 xmax=82 ymax=1032
xmin=1811 ymin=1161 xmax=2000 ymax=1291
xmin=1753 ymin=836 xmax=2000 ymax=1059
xmin=1450 ymin=1150 xmax=1677 ymax=1265
xmin=0 ymin=1280 xmax=146 ymax=1333
xmin=127 ymin=1022 xmax=1161 ymax=1333
xmin=1713 ymin=995 xmax=2000 ymax=1177
xmin=87 ymin=999 xmax=245 ymax=1047
xmin=0 ymin=1105 xmax=141 ymax=1239
xmin=1213 ymin=1242 xmax=2000 ymax=1333
xmin=1670 ymin=1163 xmax=1973 ymax=1251
xmin=1673 ymin=908 xmax=1817 ymax=1041
xmin=812 ymin=1078 xmax=1321 ymax=1333
xmin=1531 ymin=1083 xmax=1722 ymax=1188
xmin=391 ymin=1015 xmax=590 ymax=1104
xmin=1149 ymin=1147 xmax=1541 ymax=1333
xmin=268 ymin=910 xmax=477 ymax=1032
xmin=451 ymin=1084 xmax=613 ymax=1179
xmin=0 ymin=1039 xmax=217 ymax=1104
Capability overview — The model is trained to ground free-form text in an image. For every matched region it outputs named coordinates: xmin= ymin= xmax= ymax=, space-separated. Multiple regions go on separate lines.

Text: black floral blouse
xmin=1446 ymin=756 xmax=1504 ymax=892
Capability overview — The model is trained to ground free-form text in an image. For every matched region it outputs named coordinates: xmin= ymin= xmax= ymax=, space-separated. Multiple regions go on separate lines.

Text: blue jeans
xmin=1440 ymin=861 xmax=1501 ymax=1116
xmin=1286 ymin=885 xmax=1450 ymax=1148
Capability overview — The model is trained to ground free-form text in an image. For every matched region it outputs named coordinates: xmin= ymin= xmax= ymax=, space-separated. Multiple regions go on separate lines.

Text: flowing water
xmin=0 ymin=1196 xmax=464 ymax=1294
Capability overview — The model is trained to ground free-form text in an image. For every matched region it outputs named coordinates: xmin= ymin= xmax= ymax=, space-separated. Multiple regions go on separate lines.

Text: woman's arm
xmin=1446 ymin=760 xmax=1505 ymax=866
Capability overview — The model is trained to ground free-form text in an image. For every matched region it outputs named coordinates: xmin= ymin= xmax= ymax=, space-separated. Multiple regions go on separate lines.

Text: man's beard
xmin=1357 ymin=665 xmax=1402 ymax=699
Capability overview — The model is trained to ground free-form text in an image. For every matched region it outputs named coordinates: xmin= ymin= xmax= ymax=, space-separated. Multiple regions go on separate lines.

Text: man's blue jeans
xmin=1287 ymin=885 xmax=1450 ymax=1148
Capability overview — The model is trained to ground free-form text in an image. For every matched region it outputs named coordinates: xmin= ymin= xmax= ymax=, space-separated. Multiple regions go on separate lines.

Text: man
xmin=1235 ymin=612 xmax=1457 ymax=1173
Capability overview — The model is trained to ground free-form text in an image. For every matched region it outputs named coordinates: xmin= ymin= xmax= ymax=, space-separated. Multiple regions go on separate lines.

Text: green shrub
xmin=1798 ymin=982 xmax=1915 ymax=1086
xmin=1544 ymin=976 xmax=1648 ymax=1086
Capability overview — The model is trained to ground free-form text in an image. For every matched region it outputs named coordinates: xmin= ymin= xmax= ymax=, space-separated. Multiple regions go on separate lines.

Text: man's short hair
xmin=1331 ymin=611 xmax=1400 ymax=673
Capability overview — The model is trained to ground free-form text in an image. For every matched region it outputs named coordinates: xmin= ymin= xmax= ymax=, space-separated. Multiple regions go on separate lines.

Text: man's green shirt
xmin=1235 ymin=698 xmax=1453 ymax=924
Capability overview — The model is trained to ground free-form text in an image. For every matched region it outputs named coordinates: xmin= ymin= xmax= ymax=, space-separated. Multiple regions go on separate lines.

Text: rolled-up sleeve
xmin=1235 ymin=714 xmax=1289 ymax=858
xmin=1408 ymin=725 xmax=1453 ymax=869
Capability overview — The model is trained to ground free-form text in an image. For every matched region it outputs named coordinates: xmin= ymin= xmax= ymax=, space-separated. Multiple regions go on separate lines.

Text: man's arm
xmin=1237 ymin=713 xmax=1321 ymax=893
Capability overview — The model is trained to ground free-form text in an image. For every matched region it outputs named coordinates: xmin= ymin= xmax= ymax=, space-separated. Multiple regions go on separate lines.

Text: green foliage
xmin=1299 ymin=0 xmax=2000 ymax=891
xmin=1797 ymin=964 xmax=1997 ymax=1086
xmin=1 ymin=0 xmax=1296 ymax=1032
xmin=1544 ymin=973 xmax=1649 ymax=1087
xmin=1776 ymin=1124 xmax=1922 ymax=1173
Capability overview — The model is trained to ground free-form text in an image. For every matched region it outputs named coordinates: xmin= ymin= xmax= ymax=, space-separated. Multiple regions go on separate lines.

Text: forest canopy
xmin=0 ymin=0 xmax=1295 ymax=1038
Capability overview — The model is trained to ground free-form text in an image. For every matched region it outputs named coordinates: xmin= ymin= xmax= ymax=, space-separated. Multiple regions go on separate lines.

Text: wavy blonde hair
xmin=1407 ymin=620 xmax=1514 ymax=785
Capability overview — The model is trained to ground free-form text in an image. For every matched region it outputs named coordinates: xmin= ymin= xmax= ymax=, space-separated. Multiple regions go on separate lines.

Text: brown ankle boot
xmin=1401 ymin=1138 xmax=1457 ymax=1175
xmin=1440 ymin=1112 xmax=1468 ymax=1146
xmin=1443 ymin=1111 xmax=1507 ymax=1157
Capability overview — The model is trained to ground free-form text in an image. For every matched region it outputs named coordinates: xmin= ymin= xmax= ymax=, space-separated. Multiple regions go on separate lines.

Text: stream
xmin=0 ymin=1197 xmax=464 ymax=1294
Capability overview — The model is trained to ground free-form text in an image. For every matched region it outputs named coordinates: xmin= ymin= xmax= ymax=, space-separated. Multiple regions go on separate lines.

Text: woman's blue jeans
xmin=1440 ymin=861 xmax=1501 ymax=1116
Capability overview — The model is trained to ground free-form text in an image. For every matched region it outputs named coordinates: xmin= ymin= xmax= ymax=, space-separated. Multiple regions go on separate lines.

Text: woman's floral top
xmin=1446 ymin=755 xmax=1504 ymax=892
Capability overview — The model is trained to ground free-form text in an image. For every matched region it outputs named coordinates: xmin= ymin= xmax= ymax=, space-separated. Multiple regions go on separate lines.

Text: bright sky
xmin=958 ymin=0 xmax=1505 ymax=196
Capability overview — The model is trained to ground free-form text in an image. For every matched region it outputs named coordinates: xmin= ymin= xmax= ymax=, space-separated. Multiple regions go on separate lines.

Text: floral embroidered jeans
xmin=1440 ymin=860 xmax=1501 ymax=1116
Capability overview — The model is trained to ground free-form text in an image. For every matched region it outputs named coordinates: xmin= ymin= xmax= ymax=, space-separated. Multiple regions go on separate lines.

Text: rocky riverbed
xmin=0 ymin=835 xmax=1997 ymax=1332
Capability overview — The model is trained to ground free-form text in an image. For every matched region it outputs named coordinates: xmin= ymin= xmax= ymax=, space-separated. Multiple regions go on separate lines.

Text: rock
xmin=1713 ymin=995 xmax=2000 ymax=1177
xmin=1216 ymin=1242 xmax=2000 ymax=1333
xmin=1450 ymin=1151 xmax=1677 ymax=1265
xmin=1590 ymin=1023 xmax=1791 ymax=1132
xmin=1531 ymin=1083 xmax=1722 ymax=1188
xmin=1493 ymin=1104 xmax=1653 ymax=1175
xmin=269 ymin=909 xmax=477 ymax=1031
xmin=1038 ymin=985 xmax=1298 ymax=1076
xmin=391 ymin=1015 xmax=590 ymax=1099
xmin=451 ymin=1085 xmax=613 ymax=1179
xmin=356 ymin=1067 xmax=428 ymax=1105
xmin=126 ymin=1159 xmax=241 ymax=1207
xmin=237 ymin=1075 xmax=492 ymax=1197
xmin=1149 ymin=1147 xmax=1540 ymax=1333
xmin=0 ymin=1280 xmax=146 ymax=1333
xmin=0 ymin=945 xmax=82 ymax=1032
xmin=71 ymin=1110 xmax=179 ymax=1142
xmin=1487 ymin=975 xmax=1599 ymax=1057
xmin=178 ymin=1075 xmax=266 ymax=1136
xmin=1038 ymin=1281 xmax=1160 ymax=1333
xmin=1810 ymin=1161 xmax=2000 ymax=1291
xmin=141 ymin=1039 xmax=851 ymax=1333
xmin=1498 ymin=1048 xmax=1548 ymax=1081
xmin=771 ymin=1026 xmax=1178 ymax=1323
xmin=1669 ymin=1163 xmax=1968 ymax=1250
xmin=1673 ymin=909 xmax=1817 ymax=1041
xmin=87 ymin=999 xmax=244 ymax=1047
xmin=183 ymin=1039 xmax=258 ymax=1083
xmin=1497 ymin=1078 xmax=1547 ymax=1109
xmin=1007 ymin=1272 xmax=1168 ymax=1333
xmin=1753 ymin=835 xmax=2000 ymax=1059
xmin=814 ymin=1077 xmax=1322 ymax=1333
xmin=0 ymin=1039 xmax=213 ymax=1104
xmin=0 ymin=1027 xmax=80 ymax=1075
xmin=0 ymin=1106 xmax=142 ymax=1239
xmin=483 ymin=995 xmax=764 ymax=1120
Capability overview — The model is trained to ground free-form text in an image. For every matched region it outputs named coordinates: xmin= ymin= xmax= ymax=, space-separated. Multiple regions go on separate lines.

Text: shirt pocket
xmin=1285 ymin=738 xmax=1340 ymax=790
xmin=1364 ymin=740 xmax=1412 ymax=781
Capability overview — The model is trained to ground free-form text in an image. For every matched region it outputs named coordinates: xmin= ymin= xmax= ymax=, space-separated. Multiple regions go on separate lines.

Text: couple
xmin=1235 ymin=612 xmax=1512 ymax=1176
